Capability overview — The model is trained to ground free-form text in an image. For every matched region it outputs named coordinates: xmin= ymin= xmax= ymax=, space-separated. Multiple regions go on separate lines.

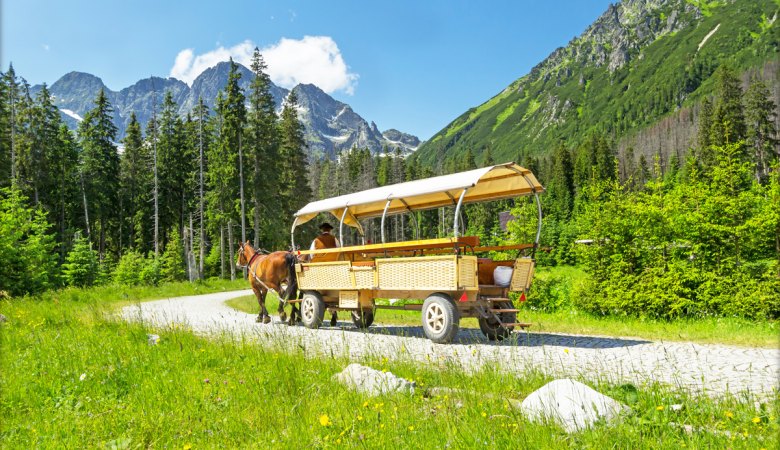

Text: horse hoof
xmin=279 ymin=312 xmax=287 ymax=322
xmin=255 ymin=316 xmax=263 ymax=323
xmin=263 ymin=315 xmax=272 ymax=324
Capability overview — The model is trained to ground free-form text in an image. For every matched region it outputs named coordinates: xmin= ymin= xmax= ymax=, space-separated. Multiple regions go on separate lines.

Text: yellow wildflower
xmin=725 ymin=411 xmax=734 ymax=419
xmin=481 ymin=411 xmax=487 ymax=418
xmin=656 ymin=405 xmax=664 ymax=411
xmin=357 ymin=415 xmax=364 ymax=421
xmin=564 ymin=348 xmax=569 ymax=354
xmin=408 ymin=425 xmax=415 ymax=431
xmin=362 ymin=401 xmax=369 ymax=408
xmin=183 ymin=445 xmax=192 ymax=450
xmin=319 ymin=414 xmax=332 ymax=427
xmin=752 ymin=417 xmax=761 ymax=424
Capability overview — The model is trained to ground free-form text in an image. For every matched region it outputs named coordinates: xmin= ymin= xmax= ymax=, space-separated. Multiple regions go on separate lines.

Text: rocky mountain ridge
xmin=414 ymin=0 xmax=778 ymax=167
xmin=34 ymin=62 xmax=419 ymax=158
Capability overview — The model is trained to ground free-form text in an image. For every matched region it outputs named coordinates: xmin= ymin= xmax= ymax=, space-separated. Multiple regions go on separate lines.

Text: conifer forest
xmin=1 ymin=53 xmax=778 ymax=320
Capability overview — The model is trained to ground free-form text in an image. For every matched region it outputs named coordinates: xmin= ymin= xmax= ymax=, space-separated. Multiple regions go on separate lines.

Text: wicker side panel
xmin=510 ymin=258 xmax=535 ymax=292
xmin=376 ymin=256 xmax=457 ymax=291
xmin=351 ymin=267 xmax=375 ymax=289
xmin=458 ymin=256 xmax=478 ymax=289
xmin=298 ymin=262 xmax=353 ymax=290
xmin=339 ymin=291 xmax=359 ymax=308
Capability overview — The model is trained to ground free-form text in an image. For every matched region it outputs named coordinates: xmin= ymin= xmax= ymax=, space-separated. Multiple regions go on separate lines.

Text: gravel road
xmin=122 ymin=289 xmax=779 ymax=399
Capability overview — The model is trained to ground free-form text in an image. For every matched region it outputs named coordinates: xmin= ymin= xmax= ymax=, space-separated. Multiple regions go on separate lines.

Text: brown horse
xmin=236 ymin=241 xmax=300 ymax=324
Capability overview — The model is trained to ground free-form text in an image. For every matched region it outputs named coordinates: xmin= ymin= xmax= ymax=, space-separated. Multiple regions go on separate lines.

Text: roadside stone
xmin=333 ymin=363 xmax=415 ymax=396
xmin=0 ymin=313 xmax=6 ymax=324
xmin=520 ymin=379 xmax=629 ymax=433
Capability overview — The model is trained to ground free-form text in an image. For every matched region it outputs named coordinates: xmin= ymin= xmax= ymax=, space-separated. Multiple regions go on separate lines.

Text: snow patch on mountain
xmin=60 ymin=108 xmax=83 ymax=121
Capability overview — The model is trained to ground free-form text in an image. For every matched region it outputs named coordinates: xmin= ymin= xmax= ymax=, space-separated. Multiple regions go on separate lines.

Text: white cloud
xmin=168 ymin=36 xmax=358 ymax=95
xmin=42 ymin=44 xmax=50 ymax=51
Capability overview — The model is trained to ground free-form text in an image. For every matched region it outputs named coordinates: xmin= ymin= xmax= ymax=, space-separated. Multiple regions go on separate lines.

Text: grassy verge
xmin=1 ymin=291 xmax=777 ymax=448
xmin=26 ymin=278 xmax=247 ymax=307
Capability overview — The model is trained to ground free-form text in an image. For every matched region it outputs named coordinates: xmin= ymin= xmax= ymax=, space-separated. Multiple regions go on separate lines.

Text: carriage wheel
xmin=351 ymin=309 xmax=375 ymax=329
xmin=300 ymin=291 xmax=325 ymax=329
xmin=421 ymin=293 xmax=459 ymax=344
xmin=478 ymin=301 xmax=516 ymax=341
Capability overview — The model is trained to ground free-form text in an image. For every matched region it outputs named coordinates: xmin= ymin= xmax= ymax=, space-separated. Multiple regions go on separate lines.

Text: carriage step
xmin=482 ymin=297 xmax=512 ymax=302
xmin=286 ymin=299 xmax=302 ymax=304
xmin=488 ymin=308 xmax=520 ymax=313
xmin=501 ymin=322 xmax=532 ymax=329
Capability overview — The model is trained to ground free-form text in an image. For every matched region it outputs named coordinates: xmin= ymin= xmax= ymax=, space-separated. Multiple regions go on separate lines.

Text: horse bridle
xmin=237 ymin=242 xmax=262 ymax=270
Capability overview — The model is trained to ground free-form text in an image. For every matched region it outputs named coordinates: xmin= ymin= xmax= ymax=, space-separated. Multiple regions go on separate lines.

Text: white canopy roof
xmin=294 ymin=162 xmax=543 ymax=230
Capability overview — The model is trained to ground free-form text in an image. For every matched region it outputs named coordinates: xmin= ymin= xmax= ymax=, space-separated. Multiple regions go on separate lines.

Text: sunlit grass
xmin=1 ymin=288 xmax=777 ymax=448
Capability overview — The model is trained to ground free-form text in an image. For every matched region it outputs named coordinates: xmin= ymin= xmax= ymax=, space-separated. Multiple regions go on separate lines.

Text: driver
xmin=309 ymin=222 xmax=340 ymax=262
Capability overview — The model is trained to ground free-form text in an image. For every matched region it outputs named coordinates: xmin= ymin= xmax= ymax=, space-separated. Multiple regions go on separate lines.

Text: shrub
xmin=0 ymin=187 xmax=57 ymax=296
xmin=113 ymin=250 xmax=147 ymax=286
xmin=61 ymin=232 xmax=99 ymax=288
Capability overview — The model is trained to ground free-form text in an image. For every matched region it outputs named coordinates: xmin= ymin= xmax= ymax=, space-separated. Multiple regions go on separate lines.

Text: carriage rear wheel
xmin=300 ymin=291 xmax=325 ymax=329
xmin=421 ymin=293 xmax=459 ymax=344
xmin=478 ymin=301 xmax=516 ymax=341
xmin=351 ymin=309 xmax=375 ymax=329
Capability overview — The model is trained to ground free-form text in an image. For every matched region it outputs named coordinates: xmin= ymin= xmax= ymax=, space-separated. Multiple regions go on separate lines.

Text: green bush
xmin=113 ymin=250 xmax=147 ymax=285
xmin=160 ymin=227 xmax=186 ymax=282
xmin=0 ymin=188 xmax=57 ymax=296
xmin=525 ymin=274 xmax=573 ymax=312
xmin=61 ymin=232 xmax=99 ymax=288
xmin=139 ymin=254 xmax=162 ymax=286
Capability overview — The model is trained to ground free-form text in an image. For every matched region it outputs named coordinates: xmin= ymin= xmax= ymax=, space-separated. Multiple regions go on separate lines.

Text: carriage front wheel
xmin=301 ymin=291 xmax=325 ymax=329
xmin=421 ymin=293 xmax=459 ymax=344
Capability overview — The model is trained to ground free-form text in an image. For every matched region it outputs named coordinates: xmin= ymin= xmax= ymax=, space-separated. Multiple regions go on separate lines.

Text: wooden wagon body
xmin=290 ymin=162 xmax=543 ymax=343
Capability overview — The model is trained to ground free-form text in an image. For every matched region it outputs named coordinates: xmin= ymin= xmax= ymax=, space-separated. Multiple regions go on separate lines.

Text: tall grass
xmin=1 ymin=281 xmax=777 ymax=448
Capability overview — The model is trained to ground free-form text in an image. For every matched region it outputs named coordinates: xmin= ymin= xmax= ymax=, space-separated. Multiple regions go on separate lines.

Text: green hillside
xmin=414 ymin=0 xmax=780 ymax=167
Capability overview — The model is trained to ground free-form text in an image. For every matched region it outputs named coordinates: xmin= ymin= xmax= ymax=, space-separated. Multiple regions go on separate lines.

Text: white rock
xmin=520 ymin=379 xmax=629 ymax=433
xmin=333 ymin=363 xmax=415 ymax=396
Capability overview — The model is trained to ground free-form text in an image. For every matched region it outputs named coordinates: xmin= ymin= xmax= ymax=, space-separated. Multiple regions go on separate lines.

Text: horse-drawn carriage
xmin=288 ymin=162 xmax=544 ymax=343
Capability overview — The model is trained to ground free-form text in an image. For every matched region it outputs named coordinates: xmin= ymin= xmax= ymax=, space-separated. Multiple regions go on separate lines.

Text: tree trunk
xmin=239 ymin=134 xmax=246 ymax=244
xmin=227 ymin=220 xmax=235 ymax=281
xmin=81 ymin=173 xmax=90 ymax=237
xmin=220 ymin=225 xmax=225 ymax=279
xmin=198 ymin=107 xmax=205 ymax=279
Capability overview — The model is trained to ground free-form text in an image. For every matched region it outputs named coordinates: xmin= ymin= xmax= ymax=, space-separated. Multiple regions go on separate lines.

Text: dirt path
xmin=122 ymin=290 xmax=779 ymax=399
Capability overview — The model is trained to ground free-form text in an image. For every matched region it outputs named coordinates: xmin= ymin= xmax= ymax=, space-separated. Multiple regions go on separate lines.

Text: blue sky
xmin=3 ymin=0 xmax=613 ymax=140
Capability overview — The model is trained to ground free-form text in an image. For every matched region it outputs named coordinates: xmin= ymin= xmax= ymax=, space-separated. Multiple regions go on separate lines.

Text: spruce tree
xmin=278 ymin=89 xmax=311 ymax=234
xmin=77 ymin=89 xmax=119 ymax=259
xmin=711 ymin=65 xmax=746 ymax=147
xmin=120 ymin=112 xmax=151 ymax=251
xmin=743 ymin=79 xmax=778 ymax=182
xmin=62 ymin=231 xmax=99 ymax=287
xmin=246 ymin=49 xmax=279 ymax=247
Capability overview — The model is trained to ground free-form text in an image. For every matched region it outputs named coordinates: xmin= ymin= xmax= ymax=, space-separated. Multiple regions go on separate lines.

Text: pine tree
xmin=743 ymin=79 xmax=778 ymax=182
xmin=120 ymin=112 xmax=151 ymax=251
xmin=62 ymin=231 xmax=99 ymax=287
xmin=711 ymin=65 xmax=746 ymax=147
xmin=160 ymin=226 xmax=186 ymax=282
xmin=278 ymin=89 xmax=311 ymax=237
xmin=246 ymin=49 xmax=279 ymax=247
xmin=546 ymin=142 xmax=575 ymax=220
xmin=52 ymin=125 xmax=80 ymax=261
xmin=191 ymin=97 xmax=211 ymax=278
xmin=77 ymin=89 xmax=119 ymax=259
xmin=157 ymin=91 xmax=193 ymax=247
xmin=0 ymin=186 xmax=56 ymax=295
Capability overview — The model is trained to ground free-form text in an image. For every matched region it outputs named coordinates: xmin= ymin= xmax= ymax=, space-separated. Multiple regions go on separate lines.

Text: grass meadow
xmin=1 ymin=278 xmax=778 ymax=448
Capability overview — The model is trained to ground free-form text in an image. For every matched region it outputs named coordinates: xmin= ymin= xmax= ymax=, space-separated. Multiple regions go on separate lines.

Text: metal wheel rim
xmin=425 ymin=303 xmax=446 ymax=333
xmin=302 ymin=298 xmax=315 ymax=321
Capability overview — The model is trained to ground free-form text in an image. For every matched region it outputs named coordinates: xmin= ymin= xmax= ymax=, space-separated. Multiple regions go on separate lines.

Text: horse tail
xmin=284 ymin=252 xmax=299 ymax=301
